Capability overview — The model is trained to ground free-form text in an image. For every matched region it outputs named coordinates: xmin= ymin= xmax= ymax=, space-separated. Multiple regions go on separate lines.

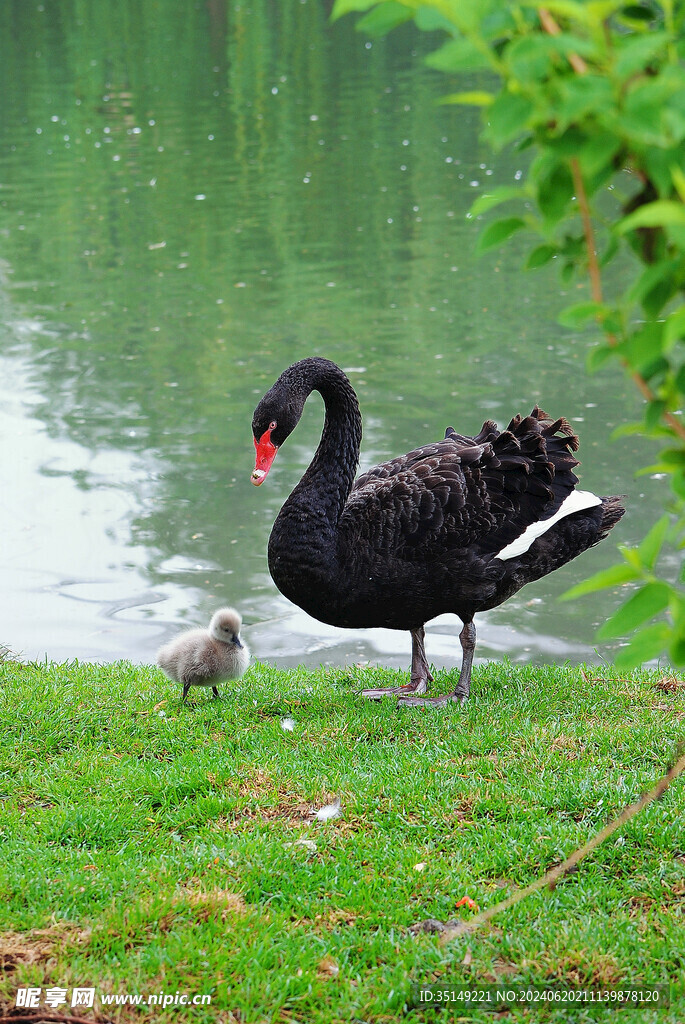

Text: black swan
xmin=251 ymin=358 xmax=625 ymax=707
xmin=157 ymin=607 xmax=250 ymax=701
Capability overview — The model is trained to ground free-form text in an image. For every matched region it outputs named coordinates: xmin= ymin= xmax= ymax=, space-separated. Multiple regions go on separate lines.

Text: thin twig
xmin=538 ymin=8 xmax=588 ymax=72
xmin=439 ymin=744 xmax=685 ymax=944
xmin=569 ymin=157 xmax=603 ymax=308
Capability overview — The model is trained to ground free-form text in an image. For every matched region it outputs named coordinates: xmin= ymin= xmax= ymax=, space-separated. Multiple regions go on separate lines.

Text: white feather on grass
xmin=280 ymin=717 xmax=296 ymax=732
xmin=314 ymin=797 xmax=342 ymax=821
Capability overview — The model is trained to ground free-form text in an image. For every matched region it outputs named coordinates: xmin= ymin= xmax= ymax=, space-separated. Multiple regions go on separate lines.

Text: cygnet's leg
xmin=212 ymin=686 xmax=220 ymax=698
xmin=182 ymin=682 xmax=191 ymax=702
xmin=361 ymin=627 xmax=434 ymax=699
xmin=398 ymin=620 xmax=476 ymax=708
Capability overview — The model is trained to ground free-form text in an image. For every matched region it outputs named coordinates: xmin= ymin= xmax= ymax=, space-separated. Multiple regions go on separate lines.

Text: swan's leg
xmin=360 ymin=627 xmax=434 ymax=699
xmin=182 ymin=682 xmax=191 ymax=702
xmin=212 ymin=686 xmax=220 ymax=698
xmin=398 ymin=620 xmax=476 ymax=708
xmin=453 ymin=620 xmax=476 ymax=701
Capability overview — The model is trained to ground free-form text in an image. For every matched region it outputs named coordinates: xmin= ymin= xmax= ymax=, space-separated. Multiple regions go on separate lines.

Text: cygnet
xmin=157 ymin=607 xmax=250 ymax=701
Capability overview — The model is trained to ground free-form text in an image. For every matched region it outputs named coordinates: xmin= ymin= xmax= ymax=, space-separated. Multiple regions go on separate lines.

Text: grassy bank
xmin=1 ymin=657 xmax=684 ymax=1023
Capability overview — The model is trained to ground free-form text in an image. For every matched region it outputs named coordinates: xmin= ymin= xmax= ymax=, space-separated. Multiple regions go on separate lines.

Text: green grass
xmin=1 ymin=657 xmax=684 ymax=1023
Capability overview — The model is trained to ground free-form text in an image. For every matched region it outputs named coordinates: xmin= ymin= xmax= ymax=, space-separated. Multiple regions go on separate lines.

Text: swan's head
xmin=209 ymin=607 xmax=244 ymax=646
xmin=251 ymin=377 xmax=306 ymax=485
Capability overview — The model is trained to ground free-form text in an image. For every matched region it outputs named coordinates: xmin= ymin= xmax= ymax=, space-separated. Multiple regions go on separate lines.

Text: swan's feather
xmin=344 ymin=407 xmax=582 ymax=560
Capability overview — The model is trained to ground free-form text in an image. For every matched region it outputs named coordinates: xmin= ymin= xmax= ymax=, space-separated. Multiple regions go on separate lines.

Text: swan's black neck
xmin=267 ymin=359 xmax=362 ymax=608
xmin=282 ymin=358 xmax=362 ymax=526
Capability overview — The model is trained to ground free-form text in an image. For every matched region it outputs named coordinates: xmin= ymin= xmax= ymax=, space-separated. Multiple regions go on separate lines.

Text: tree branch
xmin=538 ymin=8 xmax=588 ymax=72
xmin=439 ymin=742 xmax=685 ymax=943
xmin=569 ymin=158 xmax=685 ymax=442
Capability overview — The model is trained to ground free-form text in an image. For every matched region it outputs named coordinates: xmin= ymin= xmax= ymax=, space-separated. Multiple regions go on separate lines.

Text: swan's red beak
xmin=252 ymin=429 xmax=278 ymax=485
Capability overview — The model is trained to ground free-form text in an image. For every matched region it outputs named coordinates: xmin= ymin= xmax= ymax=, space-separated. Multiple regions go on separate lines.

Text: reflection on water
xmin=0 ymin=1 xmax=662 ymax=669
xmin=1 ymin=348 xmax=167 ymax=660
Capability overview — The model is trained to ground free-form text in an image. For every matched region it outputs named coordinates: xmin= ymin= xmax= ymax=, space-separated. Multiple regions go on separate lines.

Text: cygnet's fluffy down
xmin=157 ymin=607 xmax=250 ymax=700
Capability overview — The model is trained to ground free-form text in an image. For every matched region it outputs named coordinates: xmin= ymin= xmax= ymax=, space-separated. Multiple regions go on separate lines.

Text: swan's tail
xmin=597 ymin=494 xmax=626 ymax=541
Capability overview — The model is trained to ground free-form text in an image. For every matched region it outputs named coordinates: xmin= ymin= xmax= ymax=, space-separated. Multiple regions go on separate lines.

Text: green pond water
xmin=0 ymin=0 xmax=663 ymax=672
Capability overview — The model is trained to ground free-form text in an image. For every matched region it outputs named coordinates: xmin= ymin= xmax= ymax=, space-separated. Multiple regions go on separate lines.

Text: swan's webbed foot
xmin=361 ymin=677 xmax=430 ymax=700
xmin=361 ymin=626 xmax=433 ymax=700
xmin=397 ymin=620 xmax=476 ymax=710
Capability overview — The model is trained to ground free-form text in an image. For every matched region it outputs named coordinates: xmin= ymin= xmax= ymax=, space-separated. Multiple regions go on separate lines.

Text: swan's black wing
xmin=342 ymin=408 xmax=580 ymax=559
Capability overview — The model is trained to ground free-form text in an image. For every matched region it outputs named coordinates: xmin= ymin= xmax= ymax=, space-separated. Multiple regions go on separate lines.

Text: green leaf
xmin=671 ymin=469 xmax=685 ymax=501
xmin=586 ymin=343 xmax=617 ymax=372
xmin=440 ymin=91 xmax=494 ymax=106
xmin=645 ymin=147 xmax=682 ymax=199
xmin=671 ymin=163 xmax=685 ymax=202
xmin=505 ymin=35 xmax=555 ymax=83
xmin=634 ymin=462 xmax=673 ymax=477
xmin=613 ymin=623 xmax=672 ymax=669
xmin=525 ymin=244 xmax=557 ymax=269
xmin=356 ymin=1 xmax=414 ymax=35
xmin=618 ymin=544 xmax=645 ymax=570
xmin=560 ymin=562 xmax=641 ymax=600
xmin=425 ymin=37 xmax=491 ymax=73
xmin=557 ymin=301 xmax=606 ymax=327
xmin=516 ymin=135 xmax=535 ymax=152
xmin=664 ymin=307 xmax=685 ymax=351
xmin=470 ymin=186 xmax=524 ymax=216
xmin=669 ymin=631 xmax=685 ymax=666
xmin=617 ymin=100 xmax=674 ymax=148
xmin=557 ymin=231 xmax=585 ymax=260
xmin=637 ymin=515 xmax=671 ymax=570
xmin=600 ymin=235 xmax=619 ymax=267
xmin=486 ymin=92 xmax=535 ymax=149
xmin=619 ymin=322 xmax=668 ymax=375
xmin=666 ymin=224 xmax=685 ymax=249
xmin=476 ymin=217 xmax=527 ymax=252
xmin=618 ymin=200 xmax=685 ymax=233
xmin=654 ymin=447 xmax=685 ymax=467
xmin=610 ymin=421 xmax=645 ymax=439
xmin=627 ymin=259 xmax=680 ymax=319
xmin=574 ymin=134 xmax=622 ymax=179
xmin=414 ymin=6 xmax=459 ymax=32
xmin=597 ymin=581 xmax=672 ymax=639
xmin=536 ymin=161 xmax=574 ymax=225
xmin=480 ymin=6 xmax=519 ymax=39
xmin=331 ymin=0 xmax=380 ymax=19
xmin=521 ymin=0 xmax=594 ymax=23
xmin=555 ymin=77 xmax=614 ymax=127
xmin=644 ymin=399 xmax=667 ymax=433
xmin=586 ymin=0 xmax=627 ymax=18
xmin=613 ymin=32 xmax=670 ymax=77
xmin=619 ymin=4 xmax=658 ymax=22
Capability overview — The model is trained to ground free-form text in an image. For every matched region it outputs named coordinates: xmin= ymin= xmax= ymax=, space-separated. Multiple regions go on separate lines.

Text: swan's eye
xmin=269 ymin=420 xmax=277 ymax=431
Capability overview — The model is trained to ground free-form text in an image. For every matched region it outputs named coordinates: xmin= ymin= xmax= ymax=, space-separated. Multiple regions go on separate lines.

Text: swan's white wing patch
xmin=495 ymin=489 xmax=602 ymax=561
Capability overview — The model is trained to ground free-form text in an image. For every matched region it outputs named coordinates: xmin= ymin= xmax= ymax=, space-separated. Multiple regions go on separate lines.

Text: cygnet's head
xmin=209 ymin=607 xmax=244 ymax=646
